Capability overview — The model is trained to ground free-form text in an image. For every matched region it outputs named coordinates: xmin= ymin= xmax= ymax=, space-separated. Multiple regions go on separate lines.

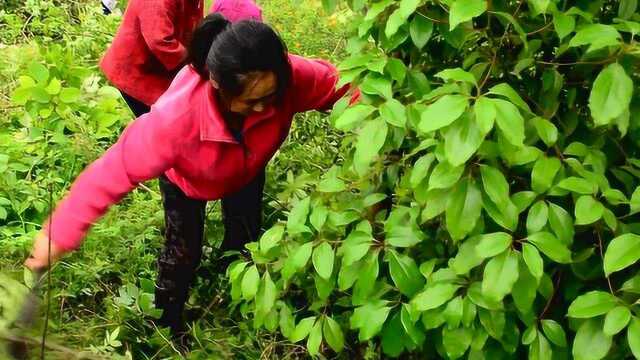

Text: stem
xmin=539 ymin=270 xmax=562 ymax=319
xmin=596 ymin=227 xmax=615 ymax=295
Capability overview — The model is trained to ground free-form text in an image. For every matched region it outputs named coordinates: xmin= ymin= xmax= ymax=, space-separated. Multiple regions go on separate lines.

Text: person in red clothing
xmin=26 ymin=13 xmax=357 ymax=343
xmin=100 ymin=0 xmax=204 ymax=116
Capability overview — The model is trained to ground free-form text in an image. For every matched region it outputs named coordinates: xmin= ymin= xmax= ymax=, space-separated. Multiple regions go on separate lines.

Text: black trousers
xmin=155 ymin=173 xmax=265 ymax=334
xmin=120 ymin=91 xmax=265 ymax=334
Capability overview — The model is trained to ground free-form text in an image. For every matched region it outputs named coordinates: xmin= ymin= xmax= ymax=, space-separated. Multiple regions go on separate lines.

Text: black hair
xmin=187 ymin=13 xmax=291 ymax=101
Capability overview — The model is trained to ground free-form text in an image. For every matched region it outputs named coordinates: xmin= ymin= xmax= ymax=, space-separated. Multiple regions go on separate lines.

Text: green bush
xmin=233 ymin=0 xmax=640 ymax=358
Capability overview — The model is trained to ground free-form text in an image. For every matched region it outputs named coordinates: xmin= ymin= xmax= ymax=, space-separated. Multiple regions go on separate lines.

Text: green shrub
xmin=234 ymin=0 xmax=640 ymax=358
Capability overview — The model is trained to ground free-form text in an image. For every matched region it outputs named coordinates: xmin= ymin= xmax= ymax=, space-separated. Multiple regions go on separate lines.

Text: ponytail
xmin=187 ymin=13 xmax=230 ymax=78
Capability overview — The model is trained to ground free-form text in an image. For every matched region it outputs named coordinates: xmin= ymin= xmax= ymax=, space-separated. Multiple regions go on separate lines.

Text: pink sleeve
xmin=139 ymin=0 xmax=186 ymax=70
xmin=289 ymin=55 xmax=360 ymax=114
xmin=45 ymin=109 xmax=180 ymax=251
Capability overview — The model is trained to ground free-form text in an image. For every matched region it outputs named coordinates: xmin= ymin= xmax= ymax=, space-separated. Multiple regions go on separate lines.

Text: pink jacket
xmin=210 ymin=0 xmax=262 ymax=21
xmin=47 ymin=55 xmax=357 ymax=251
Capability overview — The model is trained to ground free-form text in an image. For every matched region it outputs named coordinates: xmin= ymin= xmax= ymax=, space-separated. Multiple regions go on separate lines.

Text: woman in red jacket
xmin=27 ymin=14 xmax=356 ymax=341
xmin=101 ymin=0 xmax=203 ymax=116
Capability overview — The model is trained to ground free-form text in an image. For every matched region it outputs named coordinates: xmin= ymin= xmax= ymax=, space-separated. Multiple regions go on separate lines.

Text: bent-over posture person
xmin=26 ymin=13 xmax=357 ymax=346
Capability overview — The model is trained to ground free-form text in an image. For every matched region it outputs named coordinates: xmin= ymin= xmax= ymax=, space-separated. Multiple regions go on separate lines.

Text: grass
xmin=0 ymin=0 xmax=349 ymax=358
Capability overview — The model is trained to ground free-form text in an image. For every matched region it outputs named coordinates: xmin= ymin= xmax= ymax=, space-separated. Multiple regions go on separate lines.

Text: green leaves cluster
xmin=233 ymin=0 xmax=640 ymax=358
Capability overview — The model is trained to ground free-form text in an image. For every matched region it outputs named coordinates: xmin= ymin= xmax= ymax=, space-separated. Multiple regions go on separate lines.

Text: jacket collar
xmin=200 ymin=83 xmax=276 ymax=143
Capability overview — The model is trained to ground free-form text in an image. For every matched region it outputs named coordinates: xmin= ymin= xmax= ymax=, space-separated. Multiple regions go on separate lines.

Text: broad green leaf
xmin=443 ymin=296 xmax=464 ymax=329
xmin=603 ymin=233 xmax=640 ymax=276
xmin=339 ymin=228 xmax=372 ymax=266
xmin=27 ymin=62 xmax=49 ymax=83
xmin=443 ymin=111 xmax=485 ymax=166
xmin=450 ymin=235 xmax=484 ymax=275
xmin=630 ymin=187 xmax=640 ymax=214
xmin=279 ymin=304 xmax=295 ymax=338
xmin=287 ymin=197 xmax=311 ymax=234
xmin=449 ymin=0 xmax=488 ymax=30
xmin=475 ymin=232 xmax=512 ymax=258
xmin=282 ymin=242 xmax=314 ymax=281
xmin=411 ymin=154 xmax=435 ymax=188
xmin=442 ymin=327 xmax=473 ymax=359
xmin=388 ymin=250 xmax=424 ymax=297
xmin=412 ymin=283 xmax=460 ymax=311
xmin=353 ymin=118 xmax=388 ymax=176
xmin=361 ymin=74 xmax=393 ymax=99
xmin=619 ymin=0 xmax=638 ymax=19
xmin=241 ymin=265 xmax=260 ymax=300
xmin=259 ymin=225 xmax=285 ymax=253
xmin=312 ymin=242 xmax=335 ymax=280
xmin=574 ymin=196 xmax=604 ymax=225
xmin=323 ymin=316 xmax=345 ymax=352
xmin=435 ymin=68 xmax=477 ymax=85
xmin=490 ymin=98 xmax=525 ymax=147
xmin=334 ymin=104 xmax=376 ymax=130
xmin=529 ymin=334 xmax=553 ymax=360
xmin=553 ymin=12 xmax=575 ymax=40
xmin=480 ymin=165 xmax=510 ymax=207
xmin=381 ymin=314 xmax=405 ymax=356
xmin=512 ymin=259 xmax=538 ymax=314
xmin=541 ymin=319 xmax=567 ymax=347
xmin=589 ymin=63 xmax=633 ymax=126
xmin=474 ymin=96 xmax=496 ymax=134
xmin=410 ymin=15 xmax=434 ymax=49
xmin=421 ymin=188 xmax=449 ymax=221
xmin=317 ymin=167 xmax=346 ymax=192
xmin=291 ymin=317 xmax=316 ymax=342
xmin=401 ymin=304 xmax=426 ymax=345
xmin=629 ymin=318 xmax=640 ymax=358
xmin=385 ymin=0 xmax=420 ymax=37
xmin=548 ymin=203 xmax=574 ymax=245
xmin=603 ymin=306 xmax=631 ymax=336
xmin=482 ymin=250 xmax=519 ymax=302
xmin=527 ymin=232 xmax=572 ymax=264
xmin=45 ymin=78 xmax=61 ymax=95
xmin=488 ymin=83 xmax=531 ymax=113
xmin=522 ymin=243 xmax=544 ymax=281
xmin=467 ymin=282 xmax=503 ymax=310
xmin=257 ymin=271 xmax=277 ymax=315
xmin=532 ymin=117 xmax=558 ymax=147
xmin=568 ymin=291 xmax=618 ymax=318
xmin=310 ymin=205 xmax=328 ymax=231
xmin=512 ymin=191 xmax=537 ymax=213
xmin=528 ymin=0 xmax=551 ymax=15
xmin=59 ymin=87 xmax=81 ymax=103
xmin=307 ymin=320 xmax=322 ymax=355
xmin=386 ymin=58 xmax=407 ymax=83
xmin=531 ymin=156 xmax=561 ymax=193
xmin=572 ymin=319 xmax=612 ymax=360
xmin=419 ymin=94 xmax=469 ymax=133
xmin=380 ymin=99 xmax=407 ymax=128
xmin=350 ymin=301 xmax=391 ymax=341
xmin=446 ymin=178 xmax=483 ymax=240
xmin=482 ymin=193 xmax=519 ymax=231
xmin=569 ymin=24 xmax=621 ymax=53
xmin=526 ymin=201 xmax=548 ymax=234
xmin=428 ymin=161 xmax=465 ymax=190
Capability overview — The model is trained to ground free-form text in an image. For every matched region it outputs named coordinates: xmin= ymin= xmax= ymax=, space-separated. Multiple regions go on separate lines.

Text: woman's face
xmin=213 ymin=71 xmax=277 ymax=117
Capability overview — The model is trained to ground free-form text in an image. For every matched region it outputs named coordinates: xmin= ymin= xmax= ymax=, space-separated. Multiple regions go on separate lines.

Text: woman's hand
xmin=24 ymin=231 xmax=67 ymax=271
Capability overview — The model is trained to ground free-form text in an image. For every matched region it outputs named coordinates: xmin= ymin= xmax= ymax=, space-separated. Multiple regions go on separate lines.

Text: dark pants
xmin=120 ymin=91 xmax=150 ymax=118
xmin=155 ymin=173 xmax=265 ymax=335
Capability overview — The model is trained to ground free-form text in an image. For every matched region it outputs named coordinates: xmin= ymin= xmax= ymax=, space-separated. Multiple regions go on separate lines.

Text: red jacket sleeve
xmin=45 ymin=109 xmax=181 ymax=251
xmin=289 ymin=55 xmax=360 ymax=114
xmin=139 ymin=0 xmax=187 ymax=71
